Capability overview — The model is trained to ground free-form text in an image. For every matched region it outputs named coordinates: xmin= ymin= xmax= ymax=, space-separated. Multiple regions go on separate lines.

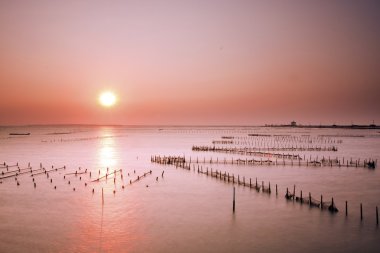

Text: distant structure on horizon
xmin=265 ymin=121 xmax=379 ymax=129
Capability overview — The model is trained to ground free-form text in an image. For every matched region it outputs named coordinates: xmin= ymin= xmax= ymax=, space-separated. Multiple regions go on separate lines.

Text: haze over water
xmin=0 ymin=125 xmax=379 ymax=253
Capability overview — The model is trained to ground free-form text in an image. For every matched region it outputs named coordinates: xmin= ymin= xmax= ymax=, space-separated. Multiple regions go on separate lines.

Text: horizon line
xmin=0 ymin=122 xmax=378 ymax=128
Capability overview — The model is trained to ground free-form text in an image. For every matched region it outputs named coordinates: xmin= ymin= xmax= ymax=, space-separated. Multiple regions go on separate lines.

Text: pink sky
xmin=0 ymin=0 xmax=379 ymax=125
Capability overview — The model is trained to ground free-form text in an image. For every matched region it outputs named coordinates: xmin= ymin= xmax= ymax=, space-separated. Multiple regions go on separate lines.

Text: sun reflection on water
xmin=99 ymin=146 xmax=116 ymax=168
xmin=97 ymin=129 xmax=118 ymax=172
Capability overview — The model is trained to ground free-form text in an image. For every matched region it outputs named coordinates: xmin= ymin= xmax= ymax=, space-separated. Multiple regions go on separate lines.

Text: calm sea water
xmin=0 ymin=125 xmax=379 ymax=253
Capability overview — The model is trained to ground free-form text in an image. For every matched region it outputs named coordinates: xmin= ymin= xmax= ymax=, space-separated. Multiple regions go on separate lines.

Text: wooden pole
xmin=276 ymin=184 xmax=278 ymax=195
xmin=376 ymin=206 xmax=379 ymax=225
xmin=233 ymin=187 xmax=236 ymax=213
xmin=293 ymin=185 xmax=295 ymax=200
xmin=360 ymin=203 xmax=363 ymax=221
xmin=309 ymin=192 xmax=311 ymax=207
xmin=345 ymin=201 xmax=348 ymax=216
xmin=102 ymin=187 xmax=104 ymax=205
xmin=318 ymin=195 xmax=322 ymax=209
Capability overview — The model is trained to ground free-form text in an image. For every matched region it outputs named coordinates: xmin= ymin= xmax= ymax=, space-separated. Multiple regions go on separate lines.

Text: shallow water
xmin=0 ymin=126 xmax=379 ymax=253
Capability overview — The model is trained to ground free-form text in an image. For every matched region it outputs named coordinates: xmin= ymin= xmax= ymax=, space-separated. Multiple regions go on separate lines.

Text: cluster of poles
xmin=285 ymin=185 xmax=338 ymax=212
xmin=246 ymin=134 xmax=343 ymax=144
xmin=193 ymin=146 xmax=303 ymax=160
xmin=191 ymin=133 xmax=375 ymax=169
xmin=151 ymin=155 xmax=379 ymax=225
xmin=0 ymin=162 xmax=153 ymax=203
xmin=0 ymin=162 xmax=66 ymax=186
xmin=212 ymin=140 xmax=233 ymax=144
xmin=220 ymin=135 xmax=343 ymax=147
xmin=193 ymin=145 xmax=338 ymax=152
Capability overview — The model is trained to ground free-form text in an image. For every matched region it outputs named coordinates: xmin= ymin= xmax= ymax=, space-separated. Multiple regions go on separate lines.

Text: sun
xmin=99 ymin=91 xmax=117 ymax=107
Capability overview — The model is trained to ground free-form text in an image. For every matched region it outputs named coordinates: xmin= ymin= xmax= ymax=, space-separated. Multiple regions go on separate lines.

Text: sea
xmin=0 ymin=125 xmax=379 ymax=253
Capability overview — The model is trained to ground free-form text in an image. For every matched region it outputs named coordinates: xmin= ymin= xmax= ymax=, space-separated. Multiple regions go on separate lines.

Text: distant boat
xmin=9 ymin=133 xmax=30 ymax=136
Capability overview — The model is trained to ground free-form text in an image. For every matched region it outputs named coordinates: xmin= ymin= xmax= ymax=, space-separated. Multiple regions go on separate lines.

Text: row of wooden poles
xmin=151 ymin=155 xmax=379 ymax=225
xmin=193 ymin=146 xmax=323 ymax=160
xmin=98 ymin=170 xmax=153 ymax=205
xmin=150 ymin=155 xmax=377 ymax=169
xmin=237 ymin=134 xmax=341 ymax=140
xmin=152 ymin=158 xmax=338 ymax=213
xmin=228 ymin=142 xmax=341 ymax=146
xmin=191 ymin=146 xmax=376 ymax=168
xmin=194 ymin=145 xmax=338 ymax=153
xmin=246 ymin=134 xmax=343 ymax=142
xmin=214 ymin=135 xmax=343 ymax=145
xmin=215 ymin=140 xmax=341 ymax=146
xmin=63 ymin=167 xmax=153 ymax=195
xmin=0 ymin=162 xmax=66 ymax=182
xmin=0 ymin=161 xmax=153 ymax=196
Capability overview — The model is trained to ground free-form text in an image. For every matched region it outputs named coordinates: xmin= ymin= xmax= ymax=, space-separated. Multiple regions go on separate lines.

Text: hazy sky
xmin=1 ymin=0 xmax=379 ymax=125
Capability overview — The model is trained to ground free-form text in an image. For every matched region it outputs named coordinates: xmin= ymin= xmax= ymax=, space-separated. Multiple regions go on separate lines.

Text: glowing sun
xmin=99 ymin=91 xmax=117 ymax=107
